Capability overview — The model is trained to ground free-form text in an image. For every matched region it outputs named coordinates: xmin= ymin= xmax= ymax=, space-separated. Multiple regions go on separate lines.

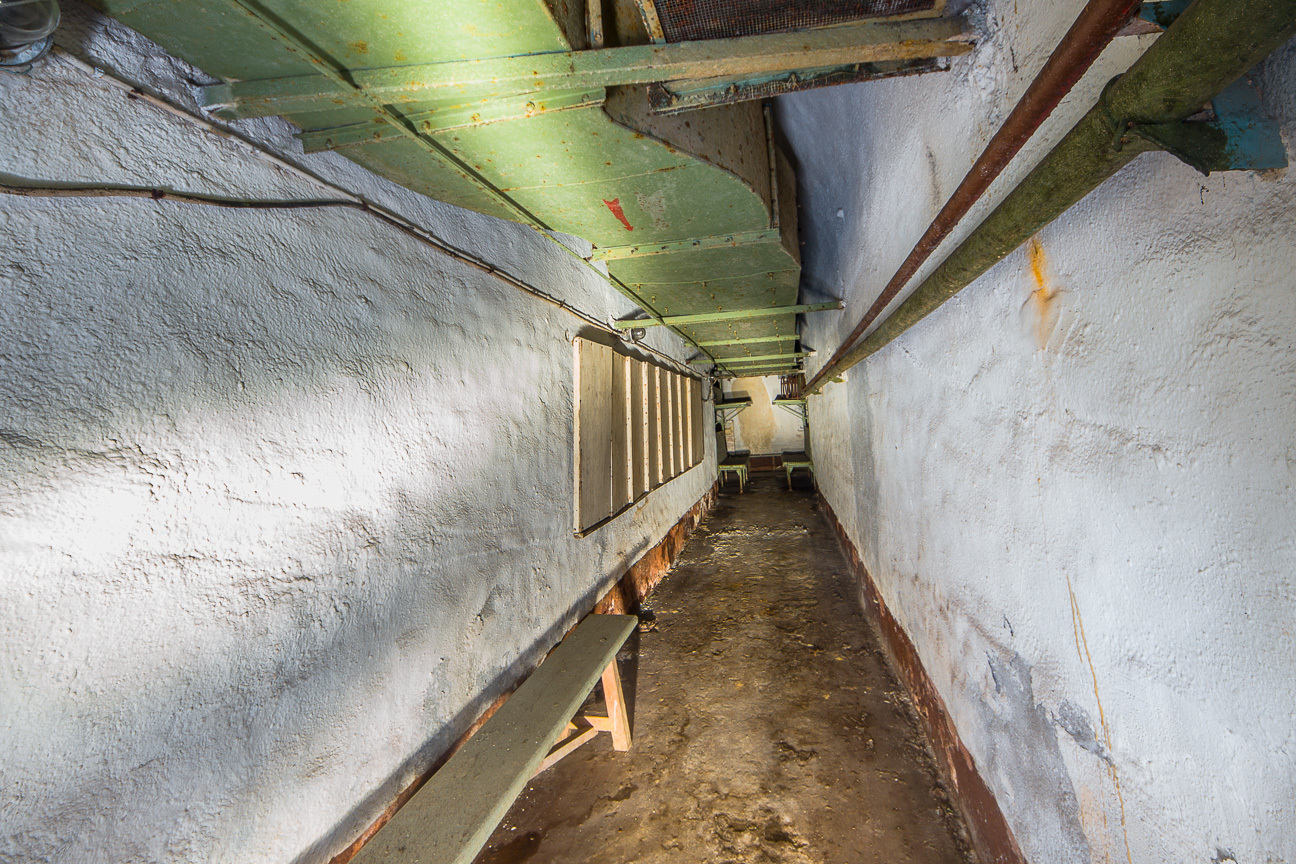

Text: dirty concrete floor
xmin=474 ymin=474 xmax=978 ymax=864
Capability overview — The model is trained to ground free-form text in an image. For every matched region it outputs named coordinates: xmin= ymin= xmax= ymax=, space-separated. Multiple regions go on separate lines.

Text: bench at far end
xmin=352 ymin=613 xmax=638 ymax=864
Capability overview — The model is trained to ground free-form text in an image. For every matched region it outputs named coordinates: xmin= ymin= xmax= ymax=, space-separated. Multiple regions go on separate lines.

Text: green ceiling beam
xmin=693 ymin=352 xmax=811 ymax=365
xmin=719 ymin=368 xmax=801 ymax=378
xmin=206 ymin=0 xmax=554 ymax=234
xmin=590 ymin=228 xmax=781 ymax=261
xmin=203 ymin=17 xmax=972 ymax=118
xmin=696 ymin=335 xmax=799 ymax=346
xmin=616 ymin=301 xmax=841 ymax=328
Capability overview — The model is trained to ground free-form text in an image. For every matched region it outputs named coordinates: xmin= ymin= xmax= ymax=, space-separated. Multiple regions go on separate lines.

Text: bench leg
xmin=601 ymin=657 xmax=632 ymax=751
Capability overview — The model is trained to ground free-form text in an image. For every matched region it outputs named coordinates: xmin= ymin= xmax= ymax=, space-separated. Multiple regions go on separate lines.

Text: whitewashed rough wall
xmin=780 ymin=2 xmax=1296 ymax=862
xmin=726 ymin=376 xmax=805 ymax=455
xmin=0 ymin=9 xmax=714 ymax=864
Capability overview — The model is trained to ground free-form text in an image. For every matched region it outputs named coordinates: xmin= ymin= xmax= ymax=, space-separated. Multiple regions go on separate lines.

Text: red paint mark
xmin=603 ymin=197 xmax=634 ymax=231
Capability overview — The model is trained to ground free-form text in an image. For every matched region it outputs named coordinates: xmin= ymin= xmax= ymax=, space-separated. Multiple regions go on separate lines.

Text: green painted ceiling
xmin=93 ymin=0 xmax=824 ymax=374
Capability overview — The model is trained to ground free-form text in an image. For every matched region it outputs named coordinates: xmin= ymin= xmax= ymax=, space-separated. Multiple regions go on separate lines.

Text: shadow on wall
xmin=0 ymin=186 xmax=678 ymax=863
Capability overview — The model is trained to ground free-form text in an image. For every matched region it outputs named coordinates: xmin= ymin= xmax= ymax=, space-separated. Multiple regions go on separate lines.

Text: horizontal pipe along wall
xmin=0 ymin=8 xmax=716 ymax=863
xmin=778 ymin=1 xmax=1296 ymax=862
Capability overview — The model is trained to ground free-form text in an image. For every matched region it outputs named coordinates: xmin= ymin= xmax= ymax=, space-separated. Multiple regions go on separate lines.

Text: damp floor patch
xmin=472 ymin=473 xmax=978 ymax=864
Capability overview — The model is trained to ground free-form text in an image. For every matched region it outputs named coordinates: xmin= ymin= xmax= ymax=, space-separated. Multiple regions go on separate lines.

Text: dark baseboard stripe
xmin=594 ymin=479 xmax=719 ymax=614
xmin=816 ymin=488 xmax=1027 ymax=864
xmin=328 ymin=479 xmax=721 ymax=864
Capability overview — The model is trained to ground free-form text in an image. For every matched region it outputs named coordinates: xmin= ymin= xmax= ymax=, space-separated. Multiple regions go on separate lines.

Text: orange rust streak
xmin=1067 ymin=577 xmax=1134 ymax=864
xmin=1028 ymin=237 xmax=1060 ymax=350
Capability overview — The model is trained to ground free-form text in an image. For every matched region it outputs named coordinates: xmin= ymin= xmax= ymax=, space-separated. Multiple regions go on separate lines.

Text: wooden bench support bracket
xmin=532 ymin=654 xmax=633 ymax=778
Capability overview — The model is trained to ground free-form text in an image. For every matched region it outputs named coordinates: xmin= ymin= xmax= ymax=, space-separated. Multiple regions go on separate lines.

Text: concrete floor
xmin=474 ymin=474 xmax=978 ymax=864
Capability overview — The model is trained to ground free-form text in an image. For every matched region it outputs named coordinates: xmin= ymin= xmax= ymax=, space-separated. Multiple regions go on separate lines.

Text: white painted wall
xmin=726 ymin=376 xmax=805 ymax=455
xmin=780 ymin=3 xmax=1296 ymax=862
xmin=0 ymin=8 xmax=714 ymax=863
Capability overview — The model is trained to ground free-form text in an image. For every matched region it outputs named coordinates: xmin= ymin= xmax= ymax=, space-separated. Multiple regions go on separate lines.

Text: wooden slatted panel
xmin=657 ymin=367 xmax=671 ymax=480
xmin=691 ymin=379 xmax=706 ymax=465
xmin=574 ymin=338 xmax=613 ymax=531
xmin=683 ymin=377 xmax=694 ymax=467
xmin=350 ymin=614 xmax=638 ymax=864
xmin=679 ymin=375 xmax=689 ymax=476
xmin=668 ymin=373 xmax=679 ymax=479
xmin=647 ymin=365 xmax=663 ymax=488
xmin=611 ymin=353 xmax=632 ymax=513
xmin=631 ymin=359 xmax=648 ymax=499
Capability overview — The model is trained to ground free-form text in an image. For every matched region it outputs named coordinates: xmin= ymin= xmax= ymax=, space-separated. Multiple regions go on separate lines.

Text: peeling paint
xmin=603 ymin=196 xmax=634 ymax=231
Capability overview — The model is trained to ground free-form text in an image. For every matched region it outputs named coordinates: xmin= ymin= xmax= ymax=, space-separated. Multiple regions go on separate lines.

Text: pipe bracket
xmin=1099 ymin=74 xmax=1287 ymax=175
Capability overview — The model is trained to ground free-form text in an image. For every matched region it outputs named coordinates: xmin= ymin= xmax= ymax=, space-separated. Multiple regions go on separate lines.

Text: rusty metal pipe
xmin=807 ymin=0 xmax=1296 ymax=392
xmin=804 ymin=0 xmax=1141 ymax=394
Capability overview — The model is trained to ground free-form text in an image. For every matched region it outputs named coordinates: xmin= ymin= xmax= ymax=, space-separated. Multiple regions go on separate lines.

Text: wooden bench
xmin=719 ymin=453 xmax=751 ymax=492
xmin=352 ymin=613 xmax=638 ymax=864
xmin=782 ymin=451 xmax=814 ymax=489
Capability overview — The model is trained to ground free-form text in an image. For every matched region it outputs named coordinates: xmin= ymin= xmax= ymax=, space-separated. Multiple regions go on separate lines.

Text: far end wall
xmin=726 ymin=376 xmax=805 ymax=456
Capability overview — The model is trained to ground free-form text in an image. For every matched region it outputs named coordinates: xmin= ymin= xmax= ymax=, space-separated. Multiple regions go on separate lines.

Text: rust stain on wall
xmin=1027 ymin=237 xmax=1062 ymax=350
xmin=1066 ymin=578 xmax=1134 ymax=864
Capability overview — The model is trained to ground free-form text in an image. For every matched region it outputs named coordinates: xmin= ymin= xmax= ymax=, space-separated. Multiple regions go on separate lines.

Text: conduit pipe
xmin=806 ymin=0 xmax=1296 ymax=395
xmin=803 ymin=0 xmax=1141 ymax=395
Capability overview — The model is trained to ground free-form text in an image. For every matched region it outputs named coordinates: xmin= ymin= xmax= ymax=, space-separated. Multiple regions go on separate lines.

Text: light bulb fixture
xmin=0 ymin=0 xmax=59 ymax=73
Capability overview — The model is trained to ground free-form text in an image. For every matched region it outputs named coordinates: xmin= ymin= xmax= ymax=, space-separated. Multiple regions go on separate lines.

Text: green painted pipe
xmin=808 ymin=0 xmax=1296 ymax=395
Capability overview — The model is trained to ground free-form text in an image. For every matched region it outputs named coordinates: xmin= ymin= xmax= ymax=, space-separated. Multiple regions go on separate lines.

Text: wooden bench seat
xmin=719 ymin=453 xmax=751 ymax=492
xmin=782 ymin=451 xmax=814 ymax=489
xmin=353 ymin=613 xmax=638 ymax=864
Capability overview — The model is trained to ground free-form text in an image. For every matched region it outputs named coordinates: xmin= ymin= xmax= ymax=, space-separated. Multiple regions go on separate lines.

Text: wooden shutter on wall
xmin=679 ymin=373 xmax=689 ymax=474
xmin=661 ymin=367 xmax=676 ymax=479
xmin=648 ymin=365 xmax=662 ymax=488
xmin=631 ymin=359 xmax=648 ymax=500
xmin=611 ymin=353 xmax=632 ymax=513
xmin=574 ymin=338 xmax=705 ymax=534
xmin=694 ymin=378 xmax=705 ymax=466
xmin=574 ymin=338 xmax=613 ymax=531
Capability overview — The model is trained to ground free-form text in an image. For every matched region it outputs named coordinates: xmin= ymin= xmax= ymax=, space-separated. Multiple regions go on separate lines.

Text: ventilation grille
xmin=655 ymin=0 xmax=938 ymax=43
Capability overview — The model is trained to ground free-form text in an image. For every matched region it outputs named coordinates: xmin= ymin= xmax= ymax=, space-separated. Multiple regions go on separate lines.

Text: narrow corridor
xmin=474 ymin=476 xmax=977 ymax=864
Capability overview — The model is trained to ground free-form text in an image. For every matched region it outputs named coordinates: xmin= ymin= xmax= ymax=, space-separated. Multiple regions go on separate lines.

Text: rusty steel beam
xmin=804 ymin=0 xmax=1141 ymax=395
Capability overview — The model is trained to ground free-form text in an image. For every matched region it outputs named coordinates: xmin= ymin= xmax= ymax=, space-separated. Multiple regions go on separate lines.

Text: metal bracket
xmin=773 ymin=397 xmax=809 ymax=426
xmin=632 ymin=0 xmax=666 ymax=43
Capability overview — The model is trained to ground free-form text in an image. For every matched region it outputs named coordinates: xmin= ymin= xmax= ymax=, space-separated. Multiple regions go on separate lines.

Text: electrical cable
xmin=5 ymin=46 xmax=704 ymax=380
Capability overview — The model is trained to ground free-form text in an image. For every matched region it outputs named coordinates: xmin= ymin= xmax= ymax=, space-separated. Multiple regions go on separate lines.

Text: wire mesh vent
xmin=654 ymin=0 xmax=938 ymax=43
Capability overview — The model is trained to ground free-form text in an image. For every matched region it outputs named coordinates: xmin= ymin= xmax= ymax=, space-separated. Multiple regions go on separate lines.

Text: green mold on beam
xmin=201 ymin=17 xmax=972 ymax=118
